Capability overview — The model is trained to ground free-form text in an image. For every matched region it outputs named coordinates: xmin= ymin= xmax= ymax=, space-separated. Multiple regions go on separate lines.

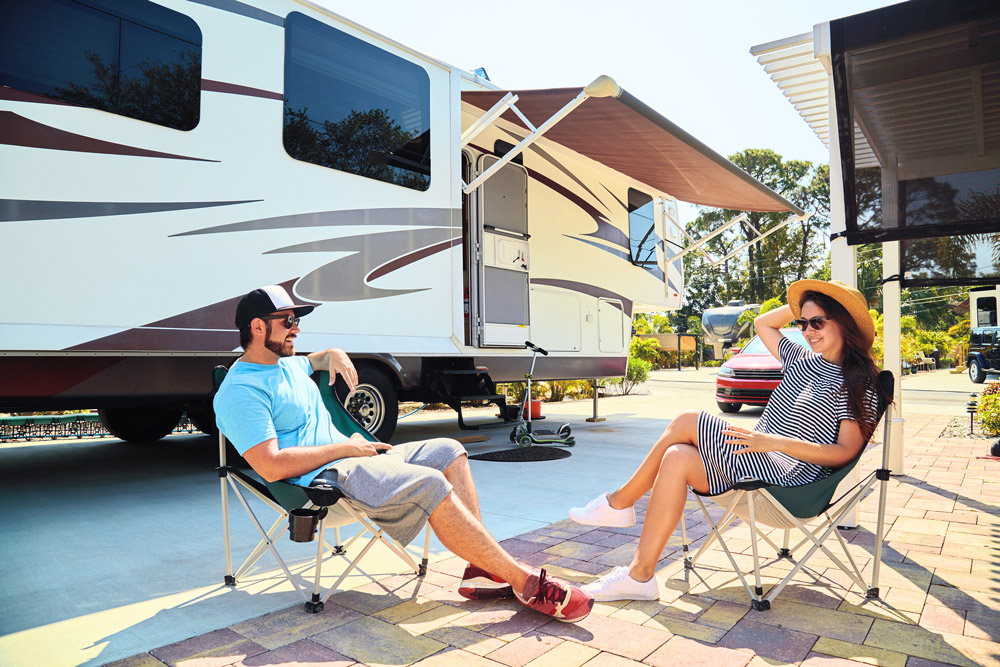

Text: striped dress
xmin=697 ymin=335 xmax=877 ymax=495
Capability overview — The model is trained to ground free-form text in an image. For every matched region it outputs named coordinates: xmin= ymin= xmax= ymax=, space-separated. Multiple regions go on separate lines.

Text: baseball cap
xmin=235 ymin=285 xmax=315 ymax=329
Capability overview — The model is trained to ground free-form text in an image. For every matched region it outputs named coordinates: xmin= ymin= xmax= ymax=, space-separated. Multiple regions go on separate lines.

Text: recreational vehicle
xmin=702 ymin=300 xmax=761 ymax=360
xmin=0 ymin=0 xmax=803 ymax=442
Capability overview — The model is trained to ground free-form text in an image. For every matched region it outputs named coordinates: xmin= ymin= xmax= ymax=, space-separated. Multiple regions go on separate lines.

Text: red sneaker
xmin=514 ymin=568 xmax=594 ymax=623
xmin=459 ymin=564 xmax=514 ymax=600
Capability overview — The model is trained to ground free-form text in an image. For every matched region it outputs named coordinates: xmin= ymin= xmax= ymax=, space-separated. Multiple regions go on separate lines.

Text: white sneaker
xmin=581 ymin=566 xmax=659 ymax=601
xmin=568 ymin=492 xmax=635 ymax=527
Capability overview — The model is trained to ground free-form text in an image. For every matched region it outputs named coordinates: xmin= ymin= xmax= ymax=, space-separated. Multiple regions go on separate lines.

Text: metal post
xmin=586 ymin=379 xmax=605 ymax=422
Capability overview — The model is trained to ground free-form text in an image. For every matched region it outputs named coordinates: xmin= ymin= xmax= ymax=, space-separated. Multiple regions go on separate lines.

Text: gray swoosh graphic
xmin=170 ymin=207 xmax=456 ymax=237
xmin=0 ymin=198 xmax=259 ymax=223
xmin=567 ymin=235 xmax=630 ymax=260
xmin=269 ymin=228 xmax=459 ymax=301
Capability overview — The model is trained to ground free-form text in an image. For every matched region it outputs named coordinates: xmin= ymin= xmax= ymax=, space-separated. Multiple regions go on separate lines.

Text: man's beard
xmin=264 ymin=321 xmax=294 ymax=357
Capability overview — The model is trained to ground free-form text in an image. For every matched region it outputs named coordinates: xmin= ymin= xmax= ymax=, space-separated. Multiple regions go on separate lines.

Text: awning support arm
xmin=462 ymin=75 xmax=622 ymax=195
xmin=709 ymin=213 xmax=811 ymax=266
xmin=670 ymin=213 xmax=748 ymax=263
xmin=461 ymin=92 xmax=518 ymax=147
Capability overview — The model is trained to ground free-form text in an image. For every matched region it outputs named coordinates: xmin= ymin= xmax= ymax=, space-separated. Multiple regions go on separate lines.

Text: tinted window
xmin=972 ymin=329 xmax=982 ymax=346
xmin=0 ymin=0 xmax=201 ymax=131
xmin=985 ymin=330 xmax=994 ymax=345
xmin=628 ymin=188 xmax=658 ymax=267
xmin=283 ymin=12 xmax=430 ymax=190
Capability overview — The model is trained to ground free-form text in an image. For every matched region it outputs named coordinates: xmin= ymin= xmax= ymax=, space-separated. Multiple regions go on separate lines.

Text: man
xmin=214 ymin=285 xmax=593 ymax=622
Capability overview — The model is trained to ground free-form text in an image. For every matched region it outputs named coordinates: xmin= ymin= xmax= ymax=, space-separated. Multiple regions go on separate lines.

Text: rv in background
xmin=0 ymin=0 xmax=799 ymax=443
xmin=702 ymin=300 xmax=761 ymax=360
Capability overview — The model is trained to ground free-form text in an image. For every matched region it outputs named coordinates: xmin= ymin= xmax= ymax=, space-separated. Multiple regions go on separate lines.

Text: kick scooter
xmin=509 ymin=341 xmax=575 ymax=447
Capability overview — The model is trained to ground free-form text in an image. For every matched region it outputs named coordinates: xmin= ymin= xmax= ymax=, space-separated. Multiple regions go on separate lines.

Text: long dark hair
xmin=800 ymin=290 xmax=882 ymax=440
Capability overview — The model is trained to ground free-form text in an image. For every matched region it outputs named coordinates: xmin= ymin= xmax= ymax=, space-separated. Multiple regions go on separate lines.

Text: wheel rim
xmin=344 ymin=383 xmax=385 ymax=434
xmin=971 ymin=363 xmax=979 ymax=380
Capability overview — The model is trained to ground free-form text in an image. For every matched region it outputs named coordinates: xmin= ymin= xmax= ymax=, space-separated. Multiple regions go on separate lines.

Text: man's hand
xmin=309 ymin=348 xmax=358 ymax=392
xmin=328 ymin=348 xmax=358 ymax=392
xmin=348 ymin=432 xmax=392 ymax=457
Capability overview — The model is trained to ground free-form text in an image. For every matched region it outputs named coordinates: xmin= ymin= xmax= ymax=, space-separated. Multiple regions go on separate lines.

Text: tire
xmin=970 ymin=359 xmax=987 ymax=384
xmin=517 ymin=434 xmax=533 ymax=448
xmin=717 ymin=401 xmax=742 ymax=414
xmin=557 ymin=423 xmax=572 ymax=438
xmin=99 ymin=407 xmax=183 ymax=443
xmin=338 ymin=366 xmax=398 ymax=442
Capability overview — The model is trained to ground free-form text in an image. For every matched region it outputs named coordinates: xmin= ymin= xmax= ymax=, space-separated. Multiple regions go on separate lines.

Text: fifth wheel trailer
xmin=0 ymin=0 xmax=804 ymax=441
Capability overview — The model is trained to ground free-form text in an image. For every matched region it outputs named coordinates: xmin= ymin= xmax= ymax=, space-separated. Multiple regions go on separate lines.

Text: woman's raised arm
xmin=754 ymin=304 xmax=793 ymax=361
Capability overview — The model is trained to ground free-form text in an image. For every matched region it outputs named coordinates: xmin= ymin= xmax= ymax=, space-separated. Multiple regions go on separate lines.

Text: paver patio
xmin=103 ymin=412 xmax=1000 ymax=667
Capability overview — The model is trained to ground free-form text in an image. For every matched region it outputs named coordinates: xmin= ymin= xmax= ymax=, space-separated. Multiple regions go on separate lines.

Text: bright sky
xmin=319 ymin=0 xmax=901 ymax=172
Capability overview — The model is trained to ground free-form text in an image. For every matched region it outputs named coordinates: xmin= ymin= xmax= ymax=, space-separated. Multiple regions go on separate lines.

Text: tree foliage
xmin=673 ymin=149 xmax=830 ymax=327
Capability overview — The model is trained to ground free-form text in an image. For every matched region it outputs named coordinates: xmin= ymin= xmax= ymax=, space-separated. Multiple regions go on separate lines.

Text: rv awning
xmin=461 ymin=88 xmax=805 ymax=215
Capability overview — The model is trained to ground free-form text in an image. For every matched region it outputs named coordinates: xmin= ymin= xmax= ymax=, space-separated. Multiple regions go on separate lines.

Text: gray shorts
xmin=328 ymin=438 xmax=465 ymax=545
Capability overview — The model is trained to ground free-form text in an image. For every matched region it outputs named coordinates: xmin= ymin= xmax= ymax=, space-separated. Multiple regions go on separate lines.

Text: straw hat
xmin=786 ymin=279 xmax=875 ymax=348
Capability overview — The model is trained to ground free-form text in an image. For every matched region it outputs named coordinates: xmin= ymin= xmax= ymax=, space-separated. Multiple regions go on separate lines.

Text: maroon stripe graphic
xmin=368 ymin=237 xmax=462 ymax=281
xmin=202 ymin=79 xmax=283 ymax=101
xmin=0 ymin=112 xmax=217 ymax=162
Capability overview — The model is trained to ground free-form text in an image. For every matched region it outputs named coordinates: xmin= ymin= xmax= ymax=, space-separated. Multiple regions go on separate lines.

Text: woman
xmin=571 ymin=279 xmax=883 ymax=601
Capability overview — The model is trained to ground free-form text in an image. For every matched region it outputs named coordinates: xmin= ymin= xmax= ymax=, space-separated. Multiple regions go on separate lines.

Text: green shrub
xmin=609 ymin=357 xmax=650 ymax=395
xmin=704 ymin=360 xmax=722 ymax=367
xmin=630 ymin=337 xmax=662 ymax=365
xmin=978 ymin=391 xmax=1000 ymax=436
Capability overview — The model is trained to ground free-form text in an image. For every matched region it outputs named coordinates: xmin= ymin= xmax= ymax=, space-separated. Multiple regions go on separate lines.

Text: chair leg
xmin=680 ymin=507 xmax=692 ymax=569
xmin=778 ymin=529 xmax=792 ymax=559
xmin=420 ymin=524 xmax=430 ymax=576
xmin=746 ymin=493 xmax=768 ymax=611
xmin=305 ymin=518 xmax=327 ymax=614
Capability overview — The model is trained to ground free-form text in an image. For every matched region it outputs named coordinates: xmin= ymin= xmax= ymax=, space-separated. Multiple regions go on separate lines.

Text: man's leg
xmin=428 ymin=488 xmax=594 ymax=622
xmin=441 ymin=453 xmax=480 ymax=520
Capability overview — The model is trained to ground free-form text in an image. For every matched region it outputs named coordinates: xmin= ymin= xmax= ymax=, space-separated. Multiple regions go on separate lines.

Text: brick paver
xmin=105 ymin=412 xmax=1000 ymax=667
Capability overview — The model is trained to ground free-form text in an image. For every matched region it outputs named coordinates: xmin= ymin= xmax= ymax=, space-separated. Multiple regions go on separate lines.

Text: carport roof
xmin=462 ymin=88 xmax=805 ymax=216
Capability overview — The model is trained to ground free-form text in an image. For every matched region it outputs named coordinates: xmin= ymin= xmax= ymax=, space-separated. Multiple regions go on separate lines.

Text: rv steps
xmin=429 ymin=367 xmax=515 ymax=431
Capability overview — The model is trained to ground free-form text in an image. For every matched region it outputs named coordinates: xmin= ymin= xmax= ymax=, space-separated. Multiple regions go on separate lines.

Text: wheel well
xmin=355 ymin=360 xmax=401 ymax=391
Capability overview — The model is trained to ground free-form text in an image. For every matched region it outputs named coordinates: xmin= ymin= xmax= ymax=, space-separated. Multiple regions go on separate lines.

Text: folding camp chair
xmin=679 ymin=370 xmax=894 ymax=610
xmin=214 ymin=366 xmax=429 ymax=613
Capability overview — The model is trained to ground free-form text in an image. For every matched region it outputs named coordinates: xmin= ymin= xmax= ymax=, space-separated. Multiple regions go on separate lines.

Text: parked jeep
xmin=967 ymin=327 xmax=1000 ymax=383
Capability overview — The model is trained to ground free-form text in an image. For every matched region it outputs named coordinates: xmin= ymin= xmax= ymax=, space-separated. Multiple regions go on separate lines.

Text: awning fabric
xmin=462 ymin=88 xmax=805 ymax=215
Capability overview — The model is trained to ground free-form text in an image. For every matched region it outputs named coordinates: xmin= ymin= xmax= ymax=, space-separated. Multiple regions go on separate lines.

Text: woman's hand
xmin=722 ymin=426 xmax=782 ymax=455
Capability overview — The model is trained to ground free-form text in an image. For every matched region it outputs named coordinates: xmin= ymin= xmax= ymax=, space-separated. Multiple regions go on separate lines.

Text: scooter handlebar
xmin=524 ymin=340 xmax=549 ymax=356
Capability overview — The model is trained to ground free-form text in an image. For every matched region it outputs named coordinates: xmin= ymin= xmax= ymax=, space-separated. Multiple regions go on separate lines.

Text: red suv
xmin=715 ymin=329 xmax=807 ymax=413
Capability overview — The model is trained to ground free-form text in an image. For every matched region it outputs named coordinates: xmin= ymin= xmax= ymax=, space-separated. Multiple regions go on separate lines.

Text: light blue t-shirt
xmin=213 ymin=355 xmax=349 ymax=487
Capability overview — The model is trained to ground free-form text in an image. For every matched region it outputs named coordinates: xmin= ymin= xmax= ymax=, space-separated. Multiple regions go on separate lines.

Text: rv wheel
xmin=341 ymin=367 xmax=398 ymax=442
xmin=98 ymin=407 xmax=183 ymax=443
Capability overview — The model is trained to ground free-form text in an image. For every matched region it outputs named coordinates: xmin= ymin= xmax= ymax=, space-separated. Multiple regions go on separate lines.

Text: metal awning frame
xmin=669 ymin=212 xmax=812 ymax=267
xmin=460 ymin=76 xmax=622 ymax=195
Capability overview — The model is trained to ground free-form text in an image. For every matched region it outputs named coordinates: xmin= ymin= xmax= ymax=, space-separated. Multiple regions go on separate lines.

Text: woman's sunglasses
xmin=793 ymin=316 xmax=829 ymax=332
xmin=260 ymin=314 xmax=301 ymax=329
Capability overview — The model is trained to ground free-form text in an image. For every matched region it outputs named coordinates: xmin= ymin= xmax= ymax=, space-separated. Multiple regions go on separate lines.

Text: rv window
xmin=977 ymin=297 xmax=997 ymax=327
xmin=283 ymin=13 xmax=431 ymax=190
xmin=628 ymin=189 xmax=659 ymax=270
xmin=0 ymin=0 xmax=201 ymax=131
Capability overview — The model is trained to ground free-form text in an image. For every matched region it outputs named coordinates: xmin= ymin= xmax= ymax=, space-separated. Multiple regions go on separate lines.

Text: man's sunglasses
xmin=793 ymin=316 xmax=829 ymax=332
xmin=260 ymin=314 xmax=300 ymax=329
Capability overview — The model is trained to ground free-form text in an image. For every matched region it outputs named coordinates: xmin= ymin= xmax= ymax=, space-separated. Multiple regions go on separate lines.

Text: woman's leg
xmin=607 ymin=411 xmax=701 ymax=510
xmin=628 ymin=443 xmax=710 ymax=581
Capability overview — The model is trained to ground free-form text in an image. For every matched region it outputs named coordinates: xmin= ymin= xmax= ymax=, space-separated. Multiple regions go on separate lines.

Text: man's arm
xmin=244 ymin=431 xmax=390 ymax=482
xmin=307 ymin=348 xmax=358 ymax=393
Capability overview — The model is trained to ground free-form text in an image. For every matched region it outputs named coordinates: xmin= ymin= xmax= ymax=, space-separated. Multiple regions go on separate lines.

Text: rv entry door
xmin=474 ymin=155 xmax=530 ymax=346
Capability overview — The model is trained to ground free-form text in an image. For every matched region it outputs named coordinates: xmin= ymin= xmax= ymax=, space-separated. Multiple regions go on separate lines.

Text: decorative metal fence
xmin=0 ymin=413 xmax=199 ymax=443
